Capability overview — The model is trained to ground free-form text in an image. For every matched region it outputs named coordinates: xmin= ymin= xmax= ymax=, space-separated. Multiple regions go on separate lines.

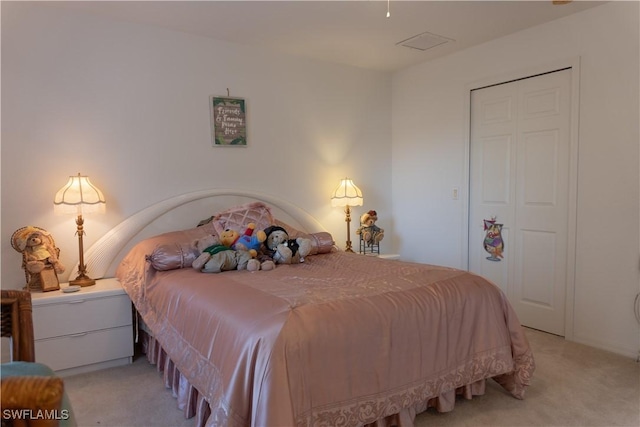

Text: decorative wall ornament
xmin=483 ymin=217 xmax=504 ymax=261
xmin=210 ymin=95 xmax=247 ymax=146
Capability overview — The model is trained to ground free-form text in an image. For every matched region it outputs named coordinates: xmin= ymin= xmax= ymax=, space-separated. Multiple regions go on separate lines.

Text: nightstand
xmin=30 ymin=278 xmax=134 ymax=376
xmin=363 ymin=253 xmax=400 ymax=260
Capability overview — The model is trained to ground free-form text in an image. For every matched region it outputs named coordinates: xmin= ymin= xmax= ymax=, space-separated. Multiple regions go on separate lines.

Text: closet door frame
xmin=461 ymin=57 xmax=581 ymax=340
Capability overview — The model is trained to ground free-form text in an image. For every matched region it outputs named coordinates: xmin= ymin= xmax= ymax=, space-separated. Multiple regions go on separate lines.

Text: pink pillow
xmin=273 ymin=219 xmax=335 ymax=255
xmin=146 ymin=242 xmax=199 ymax=271
xmin=212 ymin=202 xmax=274 ymax=234
xmin=144 ymin=225 xmax=216 ymax=271
xmin=308 ymin=232 xmax=335 ymax=254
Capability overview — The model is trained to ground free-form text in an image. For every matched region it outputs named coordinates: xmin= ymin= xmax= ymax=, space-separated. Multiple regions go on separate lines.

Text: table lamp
xmin=331 ymin=177 xmax=363 ymax=253
xmin=54 ymin=173 xmax=106 ymax=287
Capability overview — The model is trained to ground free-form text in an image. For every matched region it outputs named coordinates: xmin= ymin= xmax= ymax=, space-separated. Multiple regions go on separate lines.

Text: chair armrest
xmin=1 ymin=376 xmax=64 ymax=427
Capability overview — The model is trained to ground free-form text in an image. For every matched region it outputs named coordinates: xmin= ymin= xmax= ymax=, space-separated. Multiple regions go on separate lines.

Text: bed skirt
xmin=142 ymin=330 xmax=212 ymax=425
xmin=140 ymin=330 xmax=491 ymax=427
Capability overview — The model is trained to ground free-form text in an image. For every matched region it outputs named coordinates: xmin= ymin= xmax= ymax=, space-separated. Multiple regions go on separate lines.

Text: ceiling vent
xmin=397 ymin=31 xmax=454 ymax=51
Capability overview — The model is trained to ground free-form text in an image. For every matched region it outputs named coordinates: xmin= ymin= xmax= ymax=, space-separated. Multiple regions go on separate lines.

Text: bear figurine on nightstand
xmin=11 ymin=226 xmax=65 ymax=292
xmin=356 ymin=210 xmax=384 ymax=255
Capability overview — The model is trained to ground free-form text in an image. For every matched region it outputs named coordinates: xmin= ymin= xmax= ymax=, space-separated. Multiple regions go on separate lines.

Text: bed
xmin=81 ymin=189 xmax=534 ymax=427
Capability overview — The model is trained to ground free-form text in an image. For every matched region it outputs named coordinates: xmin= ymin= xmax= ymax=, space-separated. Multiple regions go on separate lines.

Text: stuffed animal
xmin=356 ymin=210 xmax=384 ymax=247
xmin=220 ymin=224 xmax=274 ymax=271
xmin=254 ymin=253 xmax=276 ymax=271
xmin=192 ymin=234 xmax=265 ymax=273
xmin=192 ymin=234 xmax=220 ymax=270
xmin=191 ymin=235 xmax=260 ymax=273
xmin=262 ymin=225 xmax=312 ymax=264
xmin=12 ymin=226 xmax=65 ymax=275
xmin=225 ymin=223 xmax=266 ymax=254
xmin=11 ymin=226 xmax=65 ymax=291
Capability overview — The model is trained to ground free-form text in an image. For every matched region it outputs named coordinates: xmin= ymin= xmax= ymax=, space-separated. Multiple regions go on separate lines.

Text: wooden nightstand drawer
xmin=35 ymin=325 xmax=134 ymax=371
xmin=33 ymin=294 xmax=132 ymax=340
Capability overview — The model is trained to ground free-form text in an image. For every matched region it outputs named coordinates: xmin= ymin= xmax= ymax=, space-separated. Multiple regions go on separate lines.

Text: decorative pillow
xmin=143 ymin=226 xmax=216 ymax=271
xmin=273 ymin=219 xmax=335 ymax=255
xmin=307 ymin=232 xmax=336 ymax=254
xmin=212 ymin=202 xmax=275 ymax=235
xmin=146 ymin=242 xmax=199 ymax=271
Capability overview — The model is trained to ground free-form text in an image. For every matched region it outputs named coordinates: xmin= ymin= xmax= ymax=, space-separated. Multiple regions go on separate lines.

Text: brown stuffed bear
xmin=12 ymin=226 xmax=65 ymax=275
xmin=11 ymin=226 xmax=65 ymax=290
xmin=191 ymin=233 xmax=270 ymax=273
xmin=356 ymin=210 xmax=384 ymax=246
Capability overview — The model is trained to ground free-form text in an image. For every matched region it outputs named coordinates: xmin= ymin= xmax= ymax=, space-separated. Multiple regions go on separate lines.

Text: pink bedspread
xmin=117 ymin=246 xmax=534 ymax=427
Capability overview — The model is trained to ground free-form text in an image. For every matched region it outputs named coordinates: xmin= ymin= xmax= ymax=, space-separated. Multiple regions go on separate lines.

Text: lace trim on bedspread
xmin=301 ymin=345 xmax=528 ymax=427
xmin=140 ymin=329 xmax=534 ymax=427
xmin=493 ymin=348 xmax=535 ymax=399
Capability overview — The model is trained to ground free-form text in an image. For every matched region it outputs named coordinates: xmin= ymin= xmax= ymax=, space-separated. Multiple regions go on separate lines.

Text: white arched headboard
xmin=72 ymin=189 xmax=327 ymax=280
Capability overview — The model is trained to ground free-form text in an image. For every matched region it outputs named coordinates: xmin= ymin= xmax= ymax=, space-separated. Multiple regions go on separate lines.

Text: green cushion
xmin=1 ymin=361 xmax=56 ymax=378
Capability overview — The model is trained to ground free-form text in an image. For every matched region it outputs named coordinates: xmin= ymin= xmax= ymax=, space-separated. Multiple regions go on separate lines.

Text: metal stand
xmin=359 ymin=234 xmax=380 ymax=255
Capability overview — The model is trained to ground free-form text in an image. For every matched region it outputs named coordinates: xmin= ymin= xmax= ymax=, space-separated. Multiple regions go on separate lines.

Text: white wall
xmin=392 ymin=2 xmax=639 ymax=357
xmin=1 ymin=3 xmax=392 ymax=287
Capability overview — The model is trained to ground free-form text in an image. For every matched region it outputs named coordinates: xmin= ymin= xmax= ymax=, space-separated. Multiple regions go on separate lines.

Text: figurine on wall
xmin=356 ymin=210 xmax=385 ymax=247
xmin=483 ymin=218 xmax=504 ymax=262
xmin=11 ymin=226 xmax=65 ymax=291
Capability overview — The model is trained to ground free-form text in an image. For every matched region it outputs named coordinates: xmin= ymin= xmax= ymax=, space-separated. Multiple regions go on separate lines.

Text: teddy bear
xmin=191 ymin=234 xmax=259 ymax=273
xmin=356 ymin=210 xmax=384 ymax=247
xmin=191 ymin=230 xmax=274 ymax=273
xmin=223 ymin=225 xmax=275 ymax=271
xmin=11 ymin=226 xmax=65 ymax=290
xmin=20 ymin=228 xmax=65 ymax=275
xmin=262 ymin=225 xmax=312 ymax=264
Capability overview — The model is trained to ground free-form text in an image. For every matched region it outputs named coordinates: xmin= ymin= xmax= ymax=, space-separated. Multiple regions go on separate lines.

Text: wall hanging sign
xmin=483 ymin=217 xmax=504 ymax=261
xmin=210 ymin=96 xmax=247 ymax=146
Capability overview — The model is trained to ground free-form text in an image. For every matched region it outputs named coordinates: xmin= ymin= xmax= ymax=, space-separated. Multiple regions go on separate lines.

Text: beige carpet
xmin=64 ymin=328 xmax=639 ymax=427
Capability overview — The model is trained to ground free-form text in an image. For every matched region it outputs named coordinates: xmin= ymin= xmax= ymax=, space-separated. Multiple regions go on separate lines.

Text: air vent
xmin=397 ymin=31 xmax=454 ymax=51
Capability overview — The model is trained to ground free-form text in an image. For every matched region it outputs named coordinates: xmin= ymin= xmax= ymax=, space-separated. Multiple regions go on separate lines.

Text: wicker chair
xmin=1 ymin=289 xmax=35 ymax=362
xmin=1 ymin=289 xmax=65 ymax=427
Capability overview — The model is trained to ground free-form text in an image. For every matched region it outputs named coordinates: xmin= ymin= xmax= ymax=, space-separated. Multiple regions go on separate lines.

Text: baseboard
xmin=54 ymin=357 xmax=133 ymax=377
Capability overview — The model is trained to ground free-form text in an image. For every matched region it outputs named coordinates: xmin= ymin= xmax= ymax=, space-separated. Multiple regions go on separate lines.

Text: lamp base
xmin=69 ymin=274 xmax=96 ymax=287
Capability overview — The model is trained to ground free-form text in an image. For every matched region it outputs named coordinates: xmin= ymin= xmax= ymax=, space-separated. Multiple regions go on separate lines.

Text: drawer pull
xmin=69 ymin=332 xmax=88 ymax=338
xmin=67 ymin=300 xmax=86 ymax=304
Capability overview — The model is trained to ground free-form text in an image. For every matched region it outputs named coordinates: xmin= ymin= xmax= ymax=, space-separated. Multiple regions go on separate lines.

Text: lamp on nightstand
xmin=54 ymin=173 xmax=106 ymax=287
xmin=331 ymin=177 xmax=363 ymax=253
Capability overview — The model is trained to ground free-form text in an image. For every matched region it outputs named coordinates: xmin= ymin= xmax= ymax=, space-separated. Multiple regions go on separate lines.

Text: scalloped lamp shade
xmin=54 ymin=174 xmax=106 ymax=215
xmin=331 ymin=178 xmax=363 ymax=208
xmin=54 ymin=173 xmax=106 ymax=287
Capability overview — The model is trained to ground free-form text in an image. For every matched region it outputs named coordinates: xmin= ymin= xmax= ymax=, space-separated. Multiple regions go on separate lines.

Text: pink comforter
xmin=117 ymin=246 xmax=534 ymax=427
